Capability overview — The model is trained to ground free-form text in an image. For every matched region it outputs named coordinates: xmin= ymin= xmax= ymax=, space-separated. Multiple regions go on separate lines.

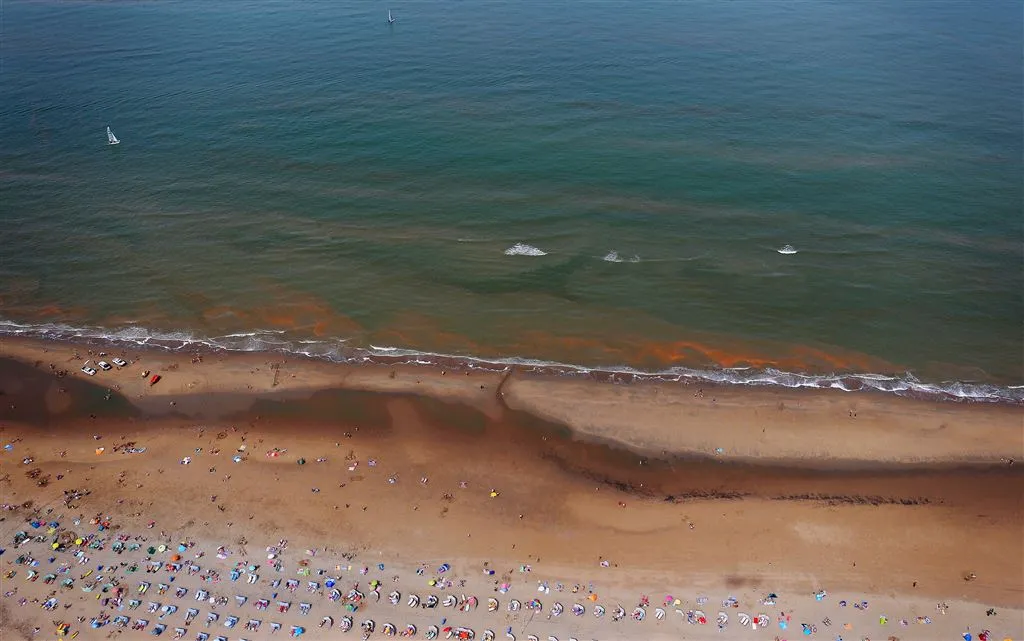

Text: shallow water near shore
xmin=1 ymin=0 xmax=1021 ymax=400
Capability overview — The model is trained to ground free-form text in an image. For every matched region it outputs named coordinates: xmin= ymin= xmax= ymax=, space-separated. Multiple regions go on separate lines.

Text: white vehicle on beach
xmin=81 ymin=364 xmax=97 ymax=376
xmin=97 ymin=360 xmax=112 ymax=371
xmin=112 ymin=357 xmax=128 ymax=367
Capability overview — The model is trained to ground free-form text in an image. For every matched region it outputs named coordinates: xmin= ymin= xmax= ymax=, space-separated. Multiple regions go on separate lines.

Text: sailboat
xmin=387 ymin=9 xmax=395 ymax=24
xmin=106 ymin=126 xmax=120 ymax=145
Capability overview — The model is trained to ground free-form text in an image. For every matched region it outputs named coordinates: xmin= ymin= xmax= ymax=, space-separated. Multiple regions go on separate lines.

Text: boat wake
xmin=1 ymin=319 xmax=1020 ymax=404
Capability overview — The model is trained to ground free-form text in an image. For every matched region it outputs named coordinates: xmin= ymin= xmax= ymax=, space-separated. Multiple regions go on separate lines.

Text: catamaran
xmin=387 ymin=9 xmax=395 ymax=24
xmin=106 ymin=126 xmax=120 ymax=145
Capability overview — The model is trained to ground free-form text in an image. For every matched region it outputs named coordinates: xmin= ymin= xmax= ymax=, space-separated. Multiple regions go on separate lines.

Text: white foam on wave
xmin=1 ymin=319 xmax=1021 ymax=404
xmin=602 ymin=250 xmax=641 ymax=263
xmin=504 ymin=242 xmax=547 ymax=257
xmin=777 ymin=244 xmax=798 ymax=255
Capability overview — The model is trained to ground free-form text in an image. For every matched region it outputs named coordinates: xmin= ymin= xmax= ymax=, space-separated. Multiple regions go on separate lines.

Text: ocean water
xmin=1 ymin=0 xmax=1021 ymax=401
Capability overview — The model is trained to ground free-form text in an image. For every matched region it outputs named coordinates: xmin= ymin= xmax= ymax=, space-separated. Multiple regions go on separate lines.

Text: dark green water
xmin=1 ymin=0 xmax=1021 ymax=401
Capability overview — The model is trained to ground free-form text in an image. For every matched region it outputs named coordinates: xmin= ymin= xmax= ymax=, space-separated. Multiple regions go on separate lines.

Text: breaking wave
xmin=1 ymin=319 xmax=1020 ymax=404
xmin=504 ymin=243 xmax=548 ymax=256
xmin=602 ymin=250 xmax=641 ymax=263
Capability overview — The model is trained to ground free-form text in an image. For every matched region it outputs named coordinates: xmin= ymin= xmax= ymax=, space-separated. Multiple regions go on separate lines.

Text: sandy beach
xmin=1 ymin=336 xmax=1021 ymax=640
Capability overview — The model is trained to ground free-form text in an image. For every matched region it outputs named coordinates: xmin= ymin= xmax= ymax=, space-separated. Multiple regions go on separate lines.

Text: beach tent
xmin=488 ymin=598 xmax=499 ymax=612
xmin=389 ymin=590 xmax=401 ymax=605
xmin=443 ymin=595 xmax=457 ymax=608
xmin=405 ymin=624 xmax=417 ymax=636
xmin=408 ymin=593 xmax=420 ymax=607
xmin=507 ymin=599 xmax=521 ymax=612
xmin=340 ymin=616 xmax=353 ymax=631
xmin=593 ymin=605 xmax=605 ymax=618
xmin=551 ymin=602 xmax=563 ymax=617
xmin=382 ymin=622 xmax=397 ymax=635
xmin=425 ymin=626 xmax=439 ymax=640
xmin=482 ymin=631 xmax=495 ymax=641
xmin=655 ymin=607 xmax=665 ymax=620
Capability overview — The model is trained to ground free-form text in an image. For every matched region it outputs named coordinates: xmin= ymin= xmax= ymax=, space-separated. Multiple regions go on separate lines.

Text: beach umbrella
xmin=571 ymin=604 xmax=584 ymax=616
xmin=631 ymin=607 xmax=646 ymax=622
xmin=594 ymin=604 xmax=605 ymax=617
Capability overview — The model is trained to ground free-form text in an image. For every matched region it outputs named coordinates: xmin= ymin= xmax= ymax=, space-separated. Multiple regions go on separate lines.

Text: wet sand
xmin=0 ymin=336 xmax=1022 ymax=640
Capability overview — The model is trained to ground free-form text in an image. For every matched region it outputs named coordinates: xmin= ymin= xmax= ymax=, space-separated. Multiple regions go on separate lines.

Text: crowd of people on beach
xmin=1 ymin=505 xmax=1014 ymax=641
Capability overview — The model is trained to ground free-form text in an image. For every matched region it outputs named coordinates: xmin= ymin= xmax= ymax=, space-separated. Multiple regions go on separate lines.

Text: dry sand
xmin=0 ymin=336 xmax=1022 ymax=640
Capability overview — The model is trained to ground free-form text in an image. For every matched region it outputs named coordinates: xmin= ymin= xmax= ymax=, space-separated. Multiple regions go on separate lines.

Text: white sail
xmin=387 ymin=9 xmax=394 ymax=23
xmin=107 ymin=126 xmax=120 ymax=145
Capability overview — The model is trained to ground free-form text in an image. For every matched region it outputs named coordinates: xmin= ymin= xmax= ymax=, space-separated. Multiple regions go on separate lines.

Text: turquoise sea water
xmin=1 ymin=1 xmax=1021 ymax=400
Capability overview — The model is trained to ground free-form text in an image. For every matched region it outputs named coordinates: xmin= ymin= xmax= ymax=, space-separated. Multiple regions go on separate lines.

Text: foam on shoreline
xmin=2 ymin=319 xmax=1021 ymax=404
